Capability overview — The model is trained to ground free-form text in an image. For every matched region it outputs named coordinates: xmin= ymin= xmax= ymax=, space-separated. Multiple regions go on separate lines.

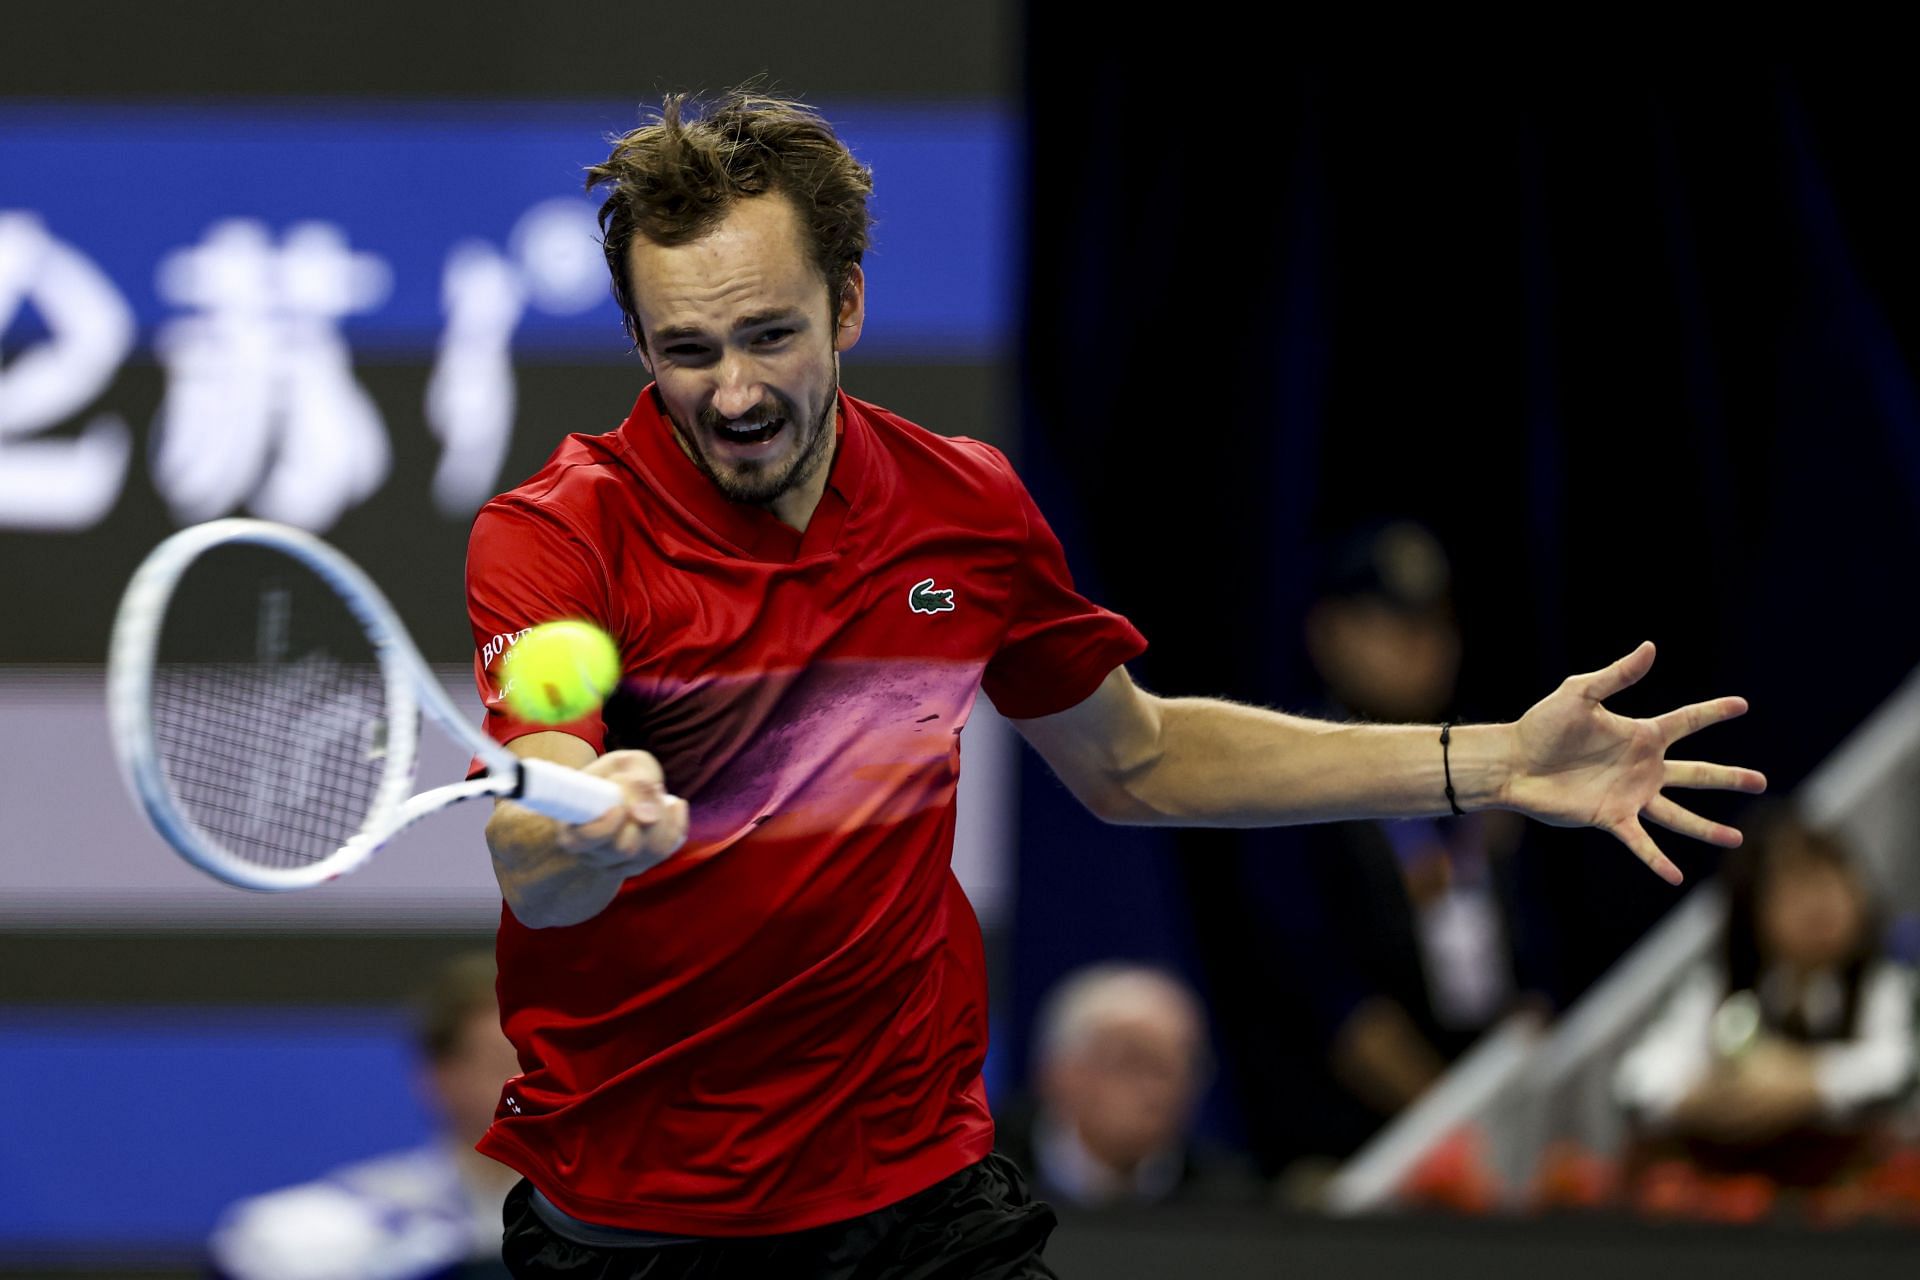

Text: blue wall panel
xmin=0 ymin=101 xmax=1013 ymax=359
xmin=0 ymin=1009 xmax=434 ymax=1248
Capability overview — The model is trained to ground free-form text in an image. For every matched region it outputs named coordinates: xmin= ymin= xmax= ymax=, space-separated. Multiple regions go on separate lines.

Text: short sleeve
xmin=1809 ymin=963 xmax=1917 ymax=1119
xmin=467 ymin=499 xmax=616 ymax=753
xmin=980 ymin=453 xmax=1147 ymax=719
xmin=1613 ymin=964 xmax=1720 ymax=1125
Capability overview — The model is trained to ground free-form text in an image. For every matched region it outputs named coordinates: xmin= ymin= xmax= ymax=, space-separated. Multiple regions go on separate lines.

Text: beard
xmin=670 ymin=366 xmax=839 ymax=508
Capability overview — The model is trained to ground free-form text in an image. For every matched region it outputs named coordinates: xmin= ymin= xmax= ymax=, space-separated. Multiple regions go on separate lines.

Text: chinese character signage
xmin=0 ymin=102 xmax=1011 ymax=658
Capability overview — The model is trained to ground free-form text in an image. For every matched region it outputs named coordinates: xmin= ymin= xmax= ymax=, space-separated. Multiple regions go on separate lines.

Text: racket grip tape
xmin=513 ymin=758 xmax=630 ymax=826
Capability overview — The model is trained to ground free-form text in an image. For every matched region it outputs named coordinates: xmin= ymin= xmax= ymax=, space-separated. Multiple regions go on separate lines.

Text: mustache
xmin=697 ymin=396 xmax=795 ymax=432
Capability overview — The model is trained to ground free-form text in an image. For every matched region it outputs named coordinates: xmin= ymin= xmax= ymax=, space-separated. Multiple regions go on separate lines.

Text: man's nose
xmin=711 ymin=355 xmax=763 ymax=421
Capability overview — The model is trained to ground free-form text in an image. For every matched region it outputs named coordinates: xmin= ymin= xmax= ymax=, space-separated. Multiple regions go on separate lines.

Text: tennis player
xmin=467 ymin=89 xmax=1765 ymax=1278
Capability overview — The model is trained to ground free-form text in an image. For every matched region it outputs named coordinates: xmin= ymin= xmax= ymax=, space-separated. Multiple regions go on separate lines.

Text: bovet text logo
xmin=480 ymin=626 xmax=533 ymax=667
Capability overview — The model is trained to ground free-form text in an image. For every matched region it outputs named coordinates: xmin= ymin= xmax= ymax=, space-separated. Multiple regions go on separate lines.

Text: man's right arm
xmin=484 ymin=732 xmax=689 ymax=929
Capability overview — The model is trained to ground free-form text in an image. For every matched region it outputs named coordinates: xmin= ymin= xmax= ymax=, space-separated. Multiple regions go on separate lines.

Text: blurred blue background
xmin=0 ymin=102 xmax=1012 ymax=358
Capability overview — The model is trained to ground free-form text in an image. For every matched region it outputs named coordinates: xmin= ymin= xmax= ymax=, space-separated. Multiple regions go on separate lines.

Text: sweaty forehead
xmin=627 ymin=194 xmax=826 ymax=335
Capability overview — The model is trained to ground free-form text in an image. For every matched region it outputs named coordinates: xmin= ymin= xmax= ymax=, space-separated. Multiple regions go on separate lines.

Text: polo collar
xmin=615 ymin=383 xmax=871 ymax=563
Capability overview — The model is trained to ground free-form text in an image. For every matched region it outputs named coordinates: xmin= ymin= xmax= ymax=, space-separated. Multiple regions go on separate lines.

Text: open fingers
xmin=1644 ymin=795 xmax=1743 ymax=848
xmin=1577 ymin=641 xmax=1656 ymax=702
xmin=1612 ymin=816 xmax=1684 ymax=886
xmin=1653 ymin=696 xmax=1748 ymax=746
xmin=1665 ymin=759 xmax=1769 ymax=794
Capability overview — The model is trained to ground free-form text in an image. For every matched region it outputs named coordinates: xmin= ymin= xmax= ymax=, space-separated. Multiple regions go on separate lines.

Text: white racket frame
xmin=108 ymin=518 xmax=624 ymax=892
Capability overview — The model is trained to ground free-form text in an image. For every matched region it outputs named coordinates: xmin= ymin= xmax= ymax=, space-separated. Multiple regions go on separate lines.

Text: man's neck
xmin=763 ymin=401 xmax=838 ymax=533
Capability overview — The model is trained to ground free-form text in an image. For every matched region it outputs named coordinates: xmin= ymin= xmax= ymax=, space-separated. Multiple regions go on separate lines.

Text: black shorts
xmin=501 ymin=1152 xmax=1060 ymax=1279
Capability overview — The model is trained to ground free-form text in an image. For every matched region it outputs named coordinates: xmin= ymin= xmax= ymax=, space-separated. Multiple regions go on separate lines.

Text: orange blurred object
xmin=1401 ymin=1127 xmax=1502 ymax=1214
xmin=1805 ymin=1180 xmax=1878 ymax=1228
xmin=1861 ymin=1146 xmax=1920 ymax=1223
xmin=1532 ymin=1139 xmax=1618 ymax=1210
xmin=1634 ymin=1159 xmax=1704 ymax=1219
xmin=1700 ymin=1173 xmax=1776 ymax=1224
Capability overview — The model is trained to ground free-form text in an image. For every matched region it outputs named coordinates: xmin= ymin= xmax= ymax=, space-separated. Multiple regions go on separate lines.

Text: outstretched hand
xmin=1502 ymin=641 xmax=1767 ymax=885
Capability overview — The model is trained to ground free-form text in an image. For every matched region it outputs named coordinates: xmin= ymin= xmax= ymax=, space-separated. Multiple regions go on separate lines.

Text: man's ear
xmin=833 ymin=263 xmax=867 ymax=354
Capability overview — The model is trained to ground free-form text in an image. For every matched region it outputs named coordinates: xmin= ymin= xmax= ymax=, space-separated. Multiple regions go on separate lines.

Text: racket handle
xmin=514 ymin=758 xmax=629 ymax=826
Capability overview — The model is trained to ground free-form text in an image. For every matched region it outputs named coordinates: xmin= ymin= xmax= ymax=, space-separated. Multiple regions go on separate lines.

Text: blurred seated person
xmin=209 ymin=951 xmax=522 ymax=1280
xmin=996 ymin=963 xmax=1261 ymax=1208
xmin=1235 ymin=520 xmax=1547 ymax=1188
xmin=1615 ymin=808 xmax=1916 ymax=1186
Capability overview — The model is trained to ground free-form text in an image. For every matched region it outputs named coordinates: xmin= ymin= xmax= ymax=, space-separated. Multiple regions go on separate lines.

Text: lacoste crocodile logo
xmin=908 ymin=578 xmax=956 ymax=615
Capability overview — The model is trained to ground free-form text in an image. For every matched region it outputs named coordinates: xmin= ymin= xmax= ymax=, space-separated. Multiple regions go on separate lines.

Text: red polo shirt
xmin=464 ymin=386 xmax=1146 ymax=1235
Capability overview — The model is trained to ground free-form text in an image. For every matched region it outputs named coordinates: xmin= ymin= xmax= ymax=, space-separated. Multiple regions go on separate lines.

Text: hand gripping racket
xmin=108 ymin=518 xmax=625 ymax=891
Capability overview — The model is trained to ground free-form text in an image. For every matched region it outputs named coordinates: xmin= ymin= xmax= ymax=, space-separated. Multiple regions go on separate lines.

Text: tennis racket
xmin=108 ymin=517 xmax=625 ymax=892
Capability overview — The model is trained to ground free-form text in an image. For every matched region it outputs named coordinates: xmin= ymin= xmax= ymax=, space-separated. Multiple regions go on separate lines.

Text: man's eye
xmin=665 ymin=345 xmax=708 ymax=358
xmin=755 ymin=329 xmax=793 ymax=345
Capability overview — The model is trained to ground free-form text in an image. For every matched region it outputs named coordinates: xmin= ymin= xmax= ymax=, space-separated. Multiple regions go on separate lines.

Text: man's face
xmin=1305 ymin=597 xmax=1461 ymax=723
xmin=1760 ymin=858 xmax=1865 ymax=970
xmin=626 ymin=194 xmax=863 ymax=506
xmin=1042 ymin=1000 xmax=1204 ymax=1171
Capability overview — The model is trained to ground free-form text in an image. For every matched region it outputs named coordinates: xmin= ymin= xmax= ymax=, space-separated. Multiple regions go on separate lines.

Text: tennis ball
xmin=500 ymin=620 xmax=621 ymax=725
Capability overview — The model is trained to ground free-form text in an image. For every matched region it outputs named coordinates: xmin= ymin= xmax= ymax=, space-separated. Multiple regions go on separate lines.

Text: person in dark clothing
xmin=1236 ymin=521 xmax=1554 ymax=1191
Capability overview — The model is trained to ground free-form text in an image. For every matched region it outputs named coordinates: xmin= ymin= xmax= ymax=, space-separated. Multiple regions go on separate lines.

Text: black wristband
xmin=1440 ymin=722 xmax=1465 ymax=817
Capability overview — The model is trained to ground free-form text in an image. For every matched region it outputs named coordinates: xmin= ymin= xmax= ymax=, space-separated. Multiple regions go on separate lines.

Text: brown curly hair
xmin=586 ymin=87 xmax=876 ymax=351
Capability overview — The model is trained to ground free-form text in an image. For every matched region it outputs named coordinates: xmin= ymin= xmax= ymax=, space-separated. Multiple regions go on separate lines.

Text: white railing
xmin=1326 ymin=661 xmax=1920 ymax=1213
xmin=1322 ymin=1009 xmax=1544 ymax=1213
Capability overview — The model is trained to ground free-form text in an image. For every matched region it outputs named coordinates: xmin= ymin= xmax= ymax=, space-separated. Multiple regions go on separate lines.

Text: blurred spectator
xmin=209 ymin=951 xmax=520 ymax=1280
xmin=1615 ymin=807 xmax=1917 ymax=1188
xmin=1237 ymin=520 xmax=1550 ymax=1191
xmin=996 ymin=964 xmax=1261 ymax=1209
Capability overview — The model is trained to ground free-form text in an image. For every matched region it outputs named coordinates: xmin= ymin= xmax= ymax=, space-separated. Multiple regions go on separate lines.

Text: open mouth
xmin=715 ymin=417 xmax=786 ymax=446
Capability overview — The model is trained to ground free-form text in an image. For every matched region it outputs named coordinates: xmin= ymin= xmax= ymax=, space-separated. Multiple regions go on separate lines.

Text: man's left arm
xmin=1009 ymin=641 xmax=1766 ymax=885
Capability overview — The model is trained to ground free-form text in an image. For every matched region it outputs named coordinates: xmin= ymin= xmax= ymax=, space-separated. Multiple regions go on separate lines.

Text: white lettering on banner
xmin=150 ymin=220 xmax=393 ymax=533
xmin=0 ymin=212 xmax=136 ymax=530
xmin=424 ymin=199 xmax=606 ymax=517
xmin=426 ymin=241 xmax=523 ymax=518
xmin=480 ymin=628 xmax=534 ymax=669
xmin=3 ymin=198 xmax=607 ymax=535
xmin=479 ymin=627 xmax=534 ymax=707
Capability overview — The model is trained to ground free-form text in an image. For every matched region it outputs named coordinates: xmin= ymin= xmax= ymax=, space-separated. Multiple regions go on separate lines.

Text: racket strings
xmin=152 ymin=653 xmax=392 ymax=869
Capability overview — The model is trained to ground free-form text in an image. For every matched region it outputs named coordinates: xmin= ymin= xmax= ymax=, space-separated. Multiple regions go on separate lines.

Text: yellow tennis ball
xmin=500 ymin=621 xmax=621 ymax=725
